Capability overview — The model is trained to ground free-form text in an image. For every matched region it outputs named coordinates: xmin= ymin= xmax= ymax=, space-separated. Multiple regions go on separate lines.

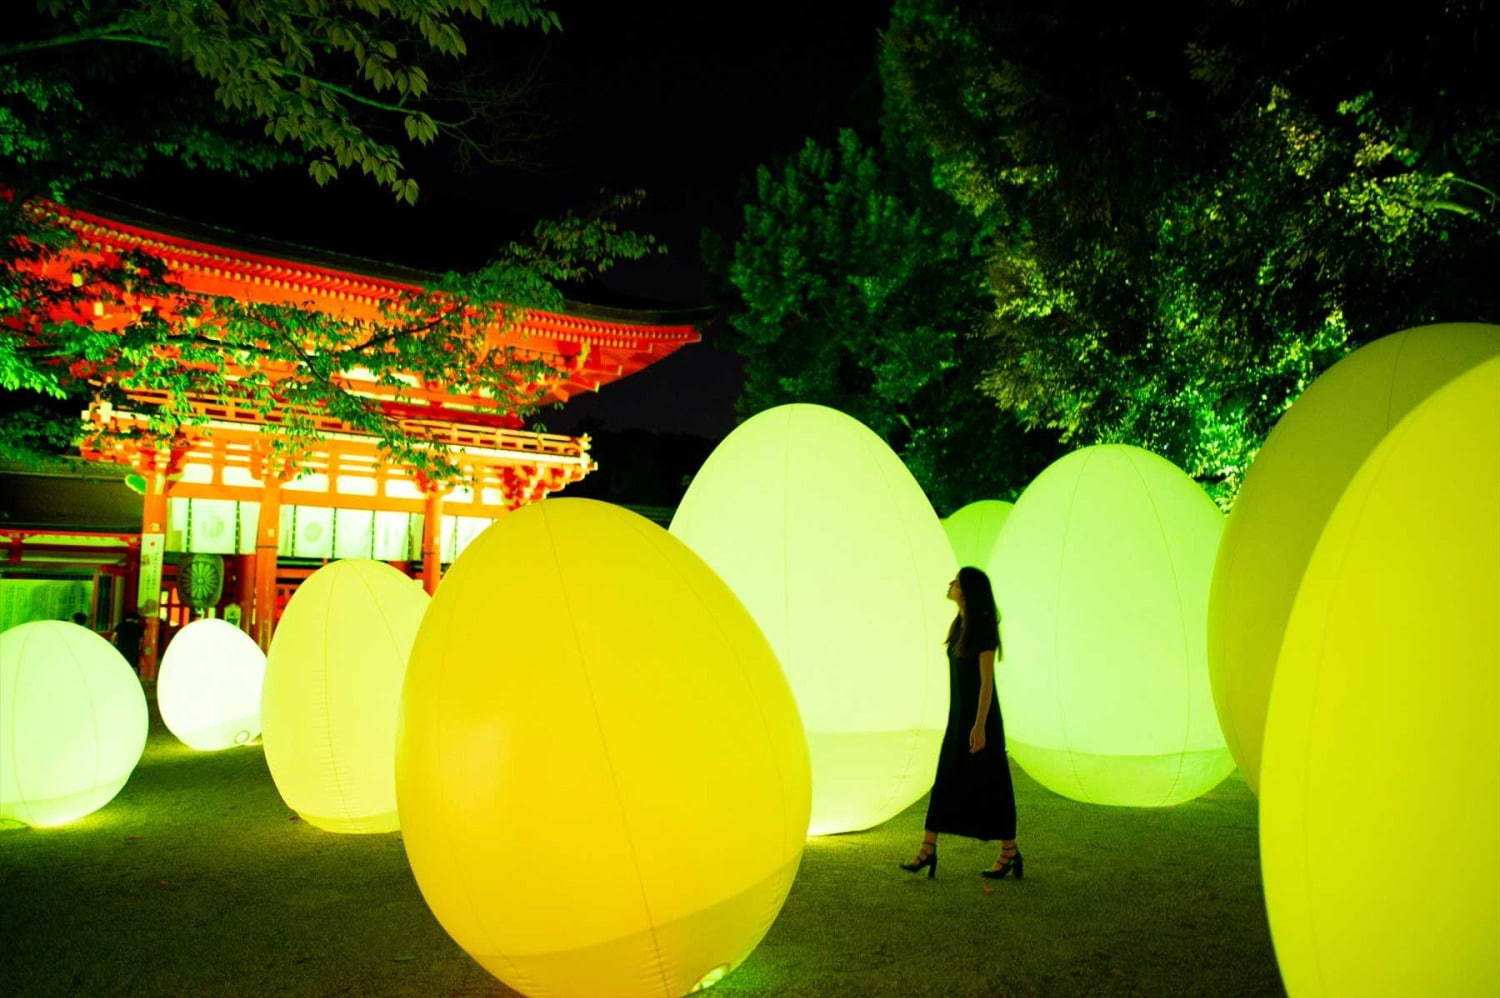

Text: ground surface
xmin=1 ymin=694 xmax=1282 ymax=996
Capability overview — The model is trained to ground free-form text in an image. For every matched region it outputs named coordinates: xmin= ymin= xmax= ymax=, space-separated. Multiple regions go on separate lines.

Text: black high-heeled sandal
xmin=981 ymin=846 xmax=1023 ymax=880
xmin=899 ymin=842 xmax=938 ymax=879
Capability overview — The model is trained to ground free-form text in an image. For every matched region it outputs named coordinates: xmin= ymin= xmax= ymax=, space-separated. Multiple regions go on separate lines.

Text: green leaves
xmin=3 ymin=0 xmax=564 ymax=203
xmin=0 ymin=189 xmax=657 ymax=482
xmin=719 ymin=128 xmax=1059 ymax=511
xmin=883 ymin=0 xmax=1500 ymax=507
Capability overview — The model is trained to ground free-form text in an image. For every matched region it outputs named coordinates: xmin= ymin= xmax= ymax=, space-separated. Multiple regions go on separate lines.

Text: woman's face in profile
xmin=947 ymin=578 xmax=960 ymax=603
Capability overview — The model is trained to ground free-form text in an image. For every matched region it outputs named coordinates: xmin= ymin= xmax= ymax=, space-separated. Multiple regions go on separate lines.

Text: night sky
xmin=91 ymin=2 xmax=893 ymax=440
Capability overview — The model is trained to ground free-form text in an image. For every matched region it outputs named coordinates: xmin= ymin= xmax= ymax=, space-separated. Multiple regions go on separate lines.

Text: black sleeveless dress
xmin=923 ymin=643 xmax=1017 ymax=840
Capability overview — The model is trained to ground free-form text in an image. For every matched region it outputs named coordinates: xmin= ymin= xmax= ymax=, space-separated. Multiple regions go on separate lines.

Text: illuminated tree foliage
xmin=882 ymin=0 xmax=1500 ymax=503
xmin=0 ymin=0 xmax=656 ymax=476
xmin=715 ymin=129 xmax=1060 ymax=514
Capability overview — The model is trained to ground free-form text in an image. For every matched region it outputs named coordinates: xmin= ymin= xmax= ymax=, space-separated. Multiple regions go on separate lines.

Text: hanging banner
xmin=138 ymin=533 xmax=165 ymax=613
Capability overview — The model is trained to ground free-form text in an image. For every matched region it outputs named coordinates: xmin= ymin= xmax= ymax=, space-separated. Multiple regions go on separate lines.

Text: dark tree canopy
xmin=1 ymin=0 xmax=657 ymax=476
xmin=881 ymin=0 xmax=1500 ymax=503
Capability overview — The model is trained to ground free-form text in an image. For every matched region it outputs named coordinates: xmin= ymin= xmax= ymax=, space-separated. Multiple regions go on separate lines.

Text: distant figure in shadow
xmin=114 ymin=610 xmax=144 ymax=674
xmin=899 ymin=566 xmax=1022 ymax=880
xmin=72 ymin=612 xmax=88 ymax=626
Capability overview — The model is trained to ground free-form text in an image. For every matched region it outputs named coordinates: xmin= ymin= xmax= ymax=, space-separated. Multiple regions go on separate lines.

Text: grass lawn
xmin=1 ymin=690 xmax=1283 ymax=996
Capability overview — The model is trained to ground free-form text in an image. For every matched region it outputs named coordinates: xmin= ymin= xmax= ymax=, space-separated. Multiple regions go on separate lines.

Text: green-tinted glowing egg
xmin=0 ymin=621 xmax=147 ymax=826
xmin=671 ymin=404 xmax=954 ymax=835
xmin=157 ymin=618 xmax=266 ymax=751
xmin=1262 ymin=358 xmax=1499 ymax=995
xmin=989 ymin=445 xmax=1232 ymax=806
xmin=262 ymin=559 xmax=428 ymax=833
xmin=1209 ymin=323 xmax=1500 ymax=795
xmin=941 ymin=500 xmax=1013 ymax=569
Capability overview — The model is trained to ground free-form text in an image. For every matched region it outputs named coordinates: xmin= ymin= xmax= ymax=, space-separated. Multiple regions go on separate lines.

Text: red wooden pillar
xmin=136 ymin=461 xmax=169 ymax=680
xmin=419 ymin=485 xmax=444 ymax=595
xmin=254 ymin=475 xmax=283 ymax=652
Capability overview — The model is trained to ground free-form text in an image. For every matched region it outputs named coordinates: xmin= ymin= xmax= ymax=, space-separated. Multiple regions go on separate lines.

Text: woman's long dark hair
xmin=946 ymin=565 xmax=1001 ymax=659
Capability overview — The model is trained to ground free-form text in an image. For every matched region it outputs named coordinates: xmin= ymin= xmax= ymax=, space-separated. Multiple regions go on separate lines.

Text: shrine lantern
xmin=261 ymin=559 xmax=428 ymax=832
xmin=1208 ymin=323 xmax=1500 ymax=794
xmin=0 ymin=621 xmax=147 ymax=826
xmin=989 ymin=445 xmax=1233 ymax=806
xmin=670 ymin=403 xmax=954 ymax=835
xmin=157 ymin=618 xmax=266 ymax=751
xmin=1261 ymin=358 xmax=1500 ymax=995
xmin=398 ymin=499 xmax=809 ymax=997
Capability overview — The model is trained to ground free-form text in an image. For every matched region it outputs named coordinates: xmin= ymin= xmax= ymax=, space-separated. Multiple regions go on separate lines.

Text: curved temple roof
xmin=26 ymin=196 xmax=702 ymax=422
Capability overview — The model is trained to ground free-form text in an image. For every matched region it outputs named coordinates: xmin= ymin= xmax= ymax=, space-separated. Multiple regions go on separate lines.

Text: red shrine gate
xmin=12 ymin=197 xmax=701 ymax=676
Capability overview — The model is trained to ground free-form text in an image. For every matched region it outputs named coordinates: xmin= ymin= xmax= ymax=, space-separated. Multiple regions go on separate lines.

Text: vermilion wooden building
xmin=6 ymin=198 xmax=701 ymax=676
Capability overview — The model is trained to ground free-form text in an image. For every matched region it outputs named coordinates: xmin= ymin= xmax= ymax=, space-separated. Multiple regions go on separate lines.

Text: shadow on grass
xmin=1 ymin=696 xmax=1282 ymax=997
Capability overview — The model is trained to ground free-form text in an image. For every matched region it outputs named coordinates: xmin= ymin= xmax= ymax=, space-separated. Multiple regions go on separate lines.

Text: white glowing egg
xmin=671 ymin=403 xmax=955 ymax=835
xmin=262 ymin=559 xmax=428 ymax=832
xmin=157 ymin=618 xmax=266 ymax=751
xmin=0 ymin=621 xmax=147 ymax=826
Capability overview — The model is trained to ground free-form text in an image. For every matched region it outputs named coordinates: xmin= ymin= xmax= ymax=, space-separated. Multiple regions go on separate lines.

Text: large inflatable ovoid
xmin=942 ymin=499 xmax=1013 ymax=570
xmin=0 ymin=621 xmax=147 ymax=826
xmin=1209 ymin=323 xmax=1500 ymax=795
xmin=670 ymin=403 xmax=954 ymax=835
xmin=157 ymin=618 xmax=266 ymax=751
xmin=398 ymin=499 xmax=810 ymax=998
xmin=1261 ymin=358 xmax=1499 ymax=996
xmin=989 ymin=444 xmax=1232 ymax=806
xmin=261 ymin=559 xmax=428 ymax=832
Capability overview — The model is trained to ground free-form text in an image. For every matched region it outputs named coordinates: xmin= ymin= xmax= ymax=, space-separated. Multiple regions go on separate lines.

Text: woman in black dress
xmin=899 ymin=566 xmax=1021 ymax=879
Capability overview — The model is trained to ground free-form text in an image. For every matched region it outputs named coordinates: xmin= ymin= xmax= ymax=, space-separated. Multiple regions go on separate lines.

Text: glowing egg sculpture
xmin=0 ymin=621 xmax=147 ymax=826
xmin=1261 ymin=358 xmax=1500 ymax=996
xmin=157 ymin=618 xmax=266 ymax=750
xmin=262 ymin=559 xmax=428 ymax=832
xmin=942 ymin=499 xmax=1013 ymax=569
xmin=1208 ymin=323 xmax=1500 ymax=795
xmin=989 ymin=444 xmax=1232 ymax=806
xmin=398 ymin=499 xmax=809 ymax=998
xmin=670 ymin=403 xmax=954 ymax=835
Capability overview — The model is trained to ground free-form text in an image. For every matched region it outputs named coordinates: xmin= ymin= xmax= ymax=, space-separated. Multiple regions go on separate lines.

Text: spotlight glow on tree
xmin=1261 ymin=358 xmax=1500 ymax=996
xmin=1209 ymin=323 xmax=1500 ymax=795
xmin=398 ymin=499 xmax=810 ymax=998
xmin=157 ymin=618 xmax=266 ymax=751
xmin=0 ymin=621 xmax=147 ymax=827
xmin=942 ymin=499 xmax=1013 ymax=569
xmin=989 ymin=445 xmax=1233 ymax=806
xmin=670 ymin=403 xmax=954 ymax=835
xmin=262 ymin=559 xmax=428 ymax=833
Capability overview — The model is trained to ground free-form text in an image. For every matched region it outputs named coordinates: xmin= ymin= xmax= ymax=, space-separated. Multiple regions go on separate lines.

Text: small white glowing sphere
xmin=262 ymin=559 xmax=428 ymax=832
xmin=1262 ymin=358 xmax=1500 ymax=995
xmin=157 ymin=618 xmax=266 ymax=751
xmin=0 ymin=621 xmax=147 ymax=826
xmin=990 ymin=445 xmax=1233 ymax=806
xmin=671 ymin=404 xmax=954 ymax=835
xmin=399 ymin=499 xmax=809 ymax=997
xmin=942 ymin=499 xmax=1013 ymax=568
xmin=1209 ymin=323 xmax=1500 ymax=795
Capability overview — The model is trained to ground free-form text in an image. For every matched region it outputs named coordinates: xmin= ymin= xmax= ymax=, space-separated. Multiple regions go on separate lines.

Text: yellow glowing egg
xmin=262 ymin=559 xmax=428 ymax=832
xmin=989 ymin=445 xmax=1233 ymax=806
xmin=398 ymin=499 xmax=809 ymax=998
xmin=0 ymin=621 xmax=147 ymax=826
xmin=942 ymin=499 xmax=1013 ymax=569
xmin=1209 ymin=323 xmax=1500 ymax=795
xmin=1261 ymin=358 xmax=1499 ymax=995
xmin=157 ymin=618 xmax=266 ymax=751
xmin=670 ymin=403 xmax=954 ymax=835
